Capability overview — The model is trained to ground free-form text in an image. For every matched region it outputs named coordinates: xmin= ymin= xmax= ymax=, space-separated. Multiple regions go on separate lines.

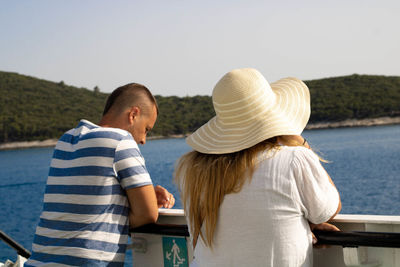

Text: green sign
xmin=162 ymin=236 xmax=188 ymax=267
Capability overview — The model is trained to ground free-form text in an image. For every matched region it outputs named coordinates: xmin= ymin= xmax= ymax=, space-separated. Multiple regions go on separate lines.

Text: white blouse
xmin=189 ymin=146 xmax=340 ymax=267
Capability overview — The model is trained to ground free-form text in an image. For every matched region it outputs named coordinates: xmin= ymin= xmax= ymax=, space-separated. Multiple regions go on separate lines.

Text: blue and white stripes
xmin=26 ymin=120 xmax=152 ymax=266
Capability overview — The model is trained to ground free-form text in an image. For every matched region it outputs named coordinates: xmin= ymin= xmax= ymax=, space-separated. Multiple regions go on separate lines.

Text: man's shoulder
xmin=57 ymin=120 xmax=135 ymax=148
xmin=90 ymin=126 xmax=131 ymax=139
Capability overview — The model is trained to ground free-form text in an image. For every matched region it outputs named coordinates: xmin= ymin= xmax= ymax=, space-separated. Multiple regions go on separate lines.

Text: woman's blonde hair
xmin=174 ymin=137 xmax=281 ymax=248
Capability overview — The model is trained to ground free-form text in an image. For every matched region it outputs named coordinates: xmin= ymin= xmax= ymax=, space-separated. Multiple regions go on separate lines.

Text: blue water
xmin=0 ymin=125 xmax=399 ymax=264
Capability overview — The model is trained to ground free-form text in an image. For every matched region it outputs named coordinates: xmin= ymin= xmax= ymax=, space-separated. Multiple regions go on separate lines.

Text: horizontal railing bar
xmin=0 ymin=230 xmax=31 ymax=259
xmin=131 ymin=224 xmax=400 ymax=248
xmin=313 ymin=229 xmax=400 ymax=248
xmin=131 ymin=223 xmax=189 ymax=237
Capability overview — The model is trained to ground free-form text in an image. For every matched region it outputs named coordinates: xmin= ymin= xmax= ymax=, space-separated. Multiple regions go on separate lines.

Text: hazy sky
xmin=1 ymin=0 xmax=399 ymax=96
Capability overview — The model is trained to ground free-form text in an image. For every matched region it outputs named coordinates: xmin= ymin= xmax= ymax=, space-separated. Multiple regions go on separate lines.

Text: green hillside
xmin=0 ymin=71 xmax=108 ymax=142
xmin=0 ymin=71 xmax=399 ymax=143
xmin=306 ymin=74 xmax=400 ymax=122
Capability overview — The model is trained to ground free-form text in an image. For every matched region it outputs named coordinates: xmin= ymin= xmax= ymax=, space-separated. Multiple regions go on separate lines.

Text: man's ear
xmin=128 ymin=106 xmax=141 ymax=125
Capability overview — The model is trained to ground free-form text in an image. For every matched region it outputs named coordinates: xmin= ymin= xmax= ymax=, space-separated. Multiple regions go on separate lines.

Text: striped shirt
xmin=25 ymin=120 xmax=153 ymax=266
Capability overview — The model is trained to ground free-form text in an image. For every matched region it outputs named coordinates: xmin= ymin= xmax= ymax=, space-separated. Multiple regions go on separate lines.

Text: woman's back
xmin=192 ymin=146 xmax=339 ymax=267
xmin=177 ymin=68 xmax=341 ymax=267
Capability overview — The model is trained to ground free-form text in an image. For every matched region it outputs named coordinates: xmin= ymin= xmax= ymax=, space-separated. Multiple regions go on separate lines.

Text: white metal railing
xmin=131 ymin=209 xmax=400 ymax=267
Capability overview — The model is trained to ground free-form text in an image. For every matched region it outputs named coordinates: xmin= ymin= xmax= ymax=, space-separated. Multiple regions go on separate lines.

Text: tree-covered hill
xmin=0 ymin=71 xmax=215 ymax=142
xmin=0 ymin=71 xmax=108 ymax=142
xmin=155 ymin=95 xmax=214 ymax=137
xmin=305 ymin=74 xmax=400 ymax=122
xmin=0 ymin=71 xmax=399 ymax=143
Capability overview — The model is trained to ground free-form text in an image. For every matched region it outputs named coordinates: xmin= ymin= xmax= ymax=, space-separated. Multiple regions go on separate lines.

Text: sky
xmin=1 ymin=0 xmax=399 ymax=96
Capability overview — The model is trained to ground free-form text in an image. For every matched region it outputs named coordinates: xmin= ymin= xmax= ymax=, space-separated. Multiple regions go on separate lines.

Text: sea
xmin=0 ymin=124 xmax=399 ymax=265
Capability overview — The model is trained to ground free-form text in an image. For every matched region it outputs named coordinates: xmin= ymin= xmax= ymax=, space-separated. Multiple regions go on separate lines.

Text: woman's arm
xmin=278 ymin=134 xmax=342 ymax=219
xmin=323 ymin=168 xmax=342 ymax=220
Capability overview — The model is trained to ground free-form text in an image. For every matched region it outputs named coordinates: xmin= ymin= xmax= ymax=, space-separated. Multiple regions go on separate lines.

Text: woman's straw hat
xmin=186 ymin=68 xmax=311 ymax=154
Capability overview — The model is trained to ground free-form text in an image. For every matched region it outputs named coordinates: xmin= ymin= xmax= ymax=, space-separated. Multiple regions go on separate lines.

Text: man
xmin=25 ymin=83 xmax=175 ymax=266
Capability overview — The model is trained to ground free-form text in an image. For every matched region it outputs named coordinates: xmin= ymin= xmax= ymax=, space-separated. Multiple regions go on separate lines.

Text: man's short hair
xmin=103 ymin=83 xmax=158 ymax=116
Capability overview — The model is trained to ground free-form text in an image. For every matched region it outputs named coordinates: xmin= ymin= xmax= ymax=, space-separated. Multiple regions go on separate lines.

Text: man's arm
xmin=126 ymin=185 xmax=176 ymax=228
xmin=126 ymin=185 xmax=158 ymax=228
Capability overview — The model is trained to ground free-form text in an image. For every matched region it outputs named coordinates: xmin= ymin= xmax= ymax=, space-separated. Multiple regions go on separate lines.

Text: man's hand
xmin=309 ymin=222 xmax=340 ymax=248
xmin=154 ymin=185 xmax=175 ymax=208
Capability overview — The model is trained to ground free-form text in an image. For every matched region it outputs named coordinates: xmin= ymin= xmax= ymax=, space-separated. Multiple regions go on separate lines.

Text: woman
xmin=175 ymin=68 xmax=341 ymax=266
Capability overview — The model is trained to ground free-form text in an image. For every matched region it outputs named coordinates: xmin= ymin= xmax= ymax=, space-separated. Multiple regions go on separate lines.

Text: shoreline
xmin=305 ymin=116 xmax=400 ymax=130
xmin=1 ymin=116 xmax=399 ymax=151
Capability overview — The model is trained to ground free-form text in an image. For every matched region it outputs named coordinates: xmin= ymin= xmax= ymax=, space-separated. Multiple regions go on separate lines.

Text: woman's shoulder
xmin=256 ymin=146 xmax=319 ymax=167
xmin=267 ymin=145 xmax=318 ymax=163
xmin=270 ymin=145 xmax=314 ymax=156
xmin=278 ymin=146 xmax=323 ymax=171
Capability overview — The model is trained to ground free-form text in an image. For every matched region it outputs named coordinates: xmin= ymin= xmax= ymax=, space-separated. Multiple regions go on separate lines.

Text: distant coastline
xmin=305 ymin=116 xmax=400 ymax=130
xmin=0 ymin=139 xmax=59 ymax=151
xmin=1 ymin=116 xmax=399 ymax=151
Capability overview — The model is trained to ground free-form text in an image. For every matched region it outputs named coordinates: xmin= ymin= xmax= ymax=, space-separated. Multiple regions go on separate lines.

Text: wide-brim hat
xmin=186 ymin=68 xmax=310 ymax=154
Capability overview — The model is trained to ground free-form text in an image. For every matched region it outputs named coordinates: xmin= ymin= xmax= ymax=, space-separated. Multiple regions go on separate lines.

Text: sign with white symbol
xmin=162 ymin=237 xmax=188 ymax=267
